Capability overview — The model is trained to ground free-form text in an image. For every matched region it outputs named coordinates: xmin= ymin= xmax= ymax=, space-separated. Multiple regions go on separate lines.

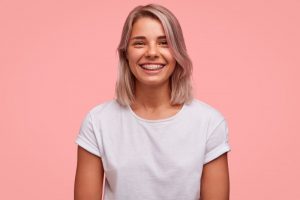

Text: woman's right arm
xmin=74 ymin=146 xmax=104 ymax=200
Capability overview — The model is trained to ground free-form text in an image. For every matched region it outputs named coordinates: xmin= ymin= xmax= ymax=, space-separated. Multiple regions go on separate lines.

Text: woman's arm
xmin=74 ymin=146 xmax=104 ymax=200
xmin=200 ymin=153 xmax=230 ymax=200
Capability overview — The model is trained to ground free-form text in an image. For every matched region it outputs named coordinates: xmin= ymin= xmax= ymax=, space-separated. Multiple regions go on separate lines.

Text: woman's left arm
xmin=200 ymin=153 xmax=230 ymax=200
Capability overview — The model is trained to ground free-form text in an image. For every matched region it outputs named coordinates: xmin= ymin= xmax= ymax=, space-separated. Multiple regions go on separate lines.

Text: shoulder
xmin=188 ymin=98 xmax=225 ymax=118
xmin=187 ymin=98 xmax=226 ymax=126
xmin=86 ymin=98 xmax=124 ymax=120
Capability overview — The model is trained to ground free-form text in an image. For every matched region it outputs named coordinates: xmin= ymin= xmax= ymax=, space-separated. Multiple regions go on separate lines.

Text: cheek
xmin=127 ymin=50 xmax=143 ymax=63
xmin=161 ymin=50 xmax=175 ymax=62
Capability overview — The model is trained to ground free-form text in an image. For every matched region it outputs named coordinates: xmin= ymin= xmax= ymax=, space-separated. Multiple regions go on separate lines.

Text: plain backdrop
xmin=1 ymin=0 xmax=299 ymax=199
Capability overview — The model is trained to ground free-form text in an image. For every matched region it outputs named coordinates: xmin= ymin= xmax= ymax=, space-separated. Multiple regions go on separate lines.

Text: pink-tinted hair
xmin=115 ymin=4 xmax=194 ymax=107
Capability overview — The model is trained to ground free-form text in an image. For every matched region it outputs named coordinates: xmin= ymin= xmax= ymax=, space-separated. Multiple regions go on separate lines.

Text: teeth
xmin=140 ymin=64 xmax=165 ymax=70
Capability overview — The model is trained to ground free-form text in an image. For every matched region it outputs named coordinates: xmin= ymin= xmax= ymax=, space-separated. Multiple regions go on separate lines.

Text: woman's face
xmin=126 ymin=17 xmax=176 ymax=87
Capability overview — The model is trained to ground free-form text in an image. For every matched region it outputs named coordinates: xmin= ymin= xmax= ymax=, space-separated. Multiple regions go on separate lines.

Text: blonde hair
xmin=115 ymin=4 xmax=194 ymax=107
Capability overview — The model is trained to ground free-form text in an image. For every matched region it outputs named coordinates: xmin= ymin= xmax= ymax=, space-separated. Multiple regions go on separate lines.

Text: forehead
xmin=130 ymin=17 xmax=165 ymax=38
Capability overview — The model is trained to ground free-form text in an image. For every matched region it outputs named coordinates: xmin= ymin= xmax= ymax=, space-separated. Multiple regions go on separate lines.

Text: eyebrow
xmin=130 ymin=35 xmax=167 ymax=40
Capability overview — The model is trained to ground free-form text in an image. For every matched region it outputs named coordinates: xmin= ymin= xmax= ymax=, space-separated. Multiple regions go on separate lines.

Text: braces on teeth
xmin=140 ymin=64 xmax=165 ymax=70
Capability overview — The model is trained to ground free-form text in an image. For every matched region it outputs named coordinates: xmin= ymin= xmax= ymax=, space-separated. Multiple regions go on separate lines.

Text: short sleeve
xmin=204 ymin=118 xmax=231 ymax=164
xmin=75 ymin=111 xmax=102 ymax=157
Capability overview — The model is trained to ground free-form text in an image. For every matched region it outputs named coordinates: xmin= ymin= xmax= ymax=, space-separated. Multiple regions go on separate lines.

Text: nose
xmin=145 ymin=42 xmax=159 ymax=58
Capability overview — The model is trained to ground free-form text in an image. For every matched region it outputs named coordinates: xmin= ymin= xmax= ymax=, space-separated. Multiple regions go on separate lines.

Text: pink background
xmin=1 ymin=0 xmax=299 ymax=199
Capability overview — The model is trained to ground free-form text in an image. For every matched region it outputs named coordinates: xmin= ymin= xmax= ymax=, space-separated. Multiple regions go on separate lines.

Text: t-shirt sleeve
xmin=75 ymin=111 xmax=102 ymax=157
xmin=204 ymin=118 xmax=231 ymax=164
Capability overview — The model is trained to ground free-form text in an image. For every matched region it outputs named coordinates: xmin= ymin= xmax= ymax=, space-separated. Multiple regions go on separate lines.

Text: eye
xmin=133 ymin=41 xmax=145 ymax=46
xmin=158 ymin=40 xmax=168 ymax=46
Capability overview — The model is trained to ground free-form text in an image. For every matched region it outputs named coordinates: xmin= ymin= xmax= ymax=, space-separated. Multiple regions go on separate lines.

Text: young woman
xmin=74 ymin=4 xmax=231 ymax=200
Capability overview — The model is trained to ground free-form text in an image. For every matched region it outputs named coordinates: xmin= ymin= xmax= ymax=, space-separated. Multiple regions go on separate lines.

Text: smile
xmin=139 ymin=64 xmax=165 ymax=71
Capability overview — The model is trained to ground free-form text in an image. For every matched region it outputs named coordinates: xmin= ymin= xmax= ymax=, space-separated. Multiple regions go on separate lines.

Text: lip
xmin=138 ymin=62 xmax=166 ymax=75
xmin=139 ymin=63 xmax=166 ymax=66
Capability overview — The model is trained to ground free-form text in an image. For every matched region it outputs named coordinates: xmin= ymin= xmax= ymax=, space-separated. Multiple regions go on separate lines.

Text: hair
xmin=115 ymin=3 xmax=194 ymax=107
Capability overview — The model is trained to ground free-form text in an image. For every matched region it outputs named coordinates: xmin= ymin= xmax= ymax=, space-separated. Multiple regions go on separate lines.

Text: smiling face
xmin=126 ymin=17 xmax=176 ymax=88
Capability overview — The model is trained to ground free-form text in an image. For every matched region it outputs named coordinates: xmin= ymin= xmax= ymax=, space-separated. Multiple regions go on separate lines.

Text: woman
xmin=74 ymin=4 xmax=231 ymax=200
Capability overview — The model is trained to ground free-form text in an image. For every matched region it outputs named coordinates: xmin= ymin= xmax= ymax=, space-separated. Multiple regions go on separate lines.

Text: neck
xmin=131 ymin=81 xmax=172 ymax=111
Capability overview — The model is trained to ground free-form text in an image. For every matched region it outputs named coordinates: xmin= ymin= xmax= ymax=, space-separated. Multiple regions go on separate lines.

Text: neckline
xmin=127 ymin=103 xmax=186 ymax=123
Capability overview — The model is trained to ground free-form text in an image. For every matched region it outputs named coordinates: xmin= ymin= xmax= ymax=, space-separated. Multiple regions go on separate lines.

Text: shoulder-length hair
xmin=115 ymin=3 xmax=194 ymax=107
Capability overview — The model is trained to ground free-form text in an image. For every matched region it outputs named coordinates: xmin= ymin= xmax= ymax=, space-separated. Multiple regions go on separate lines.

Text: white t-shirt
xmin=75 ymin=98 xmax=231 ymax=200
